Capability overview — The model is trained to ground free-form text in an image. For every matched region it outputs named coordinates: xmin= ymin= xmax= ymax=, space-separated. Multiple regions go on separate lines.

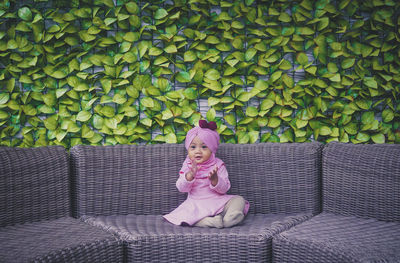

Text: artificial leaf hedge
xmin=0 ymin=0 xmax=399 ymax=148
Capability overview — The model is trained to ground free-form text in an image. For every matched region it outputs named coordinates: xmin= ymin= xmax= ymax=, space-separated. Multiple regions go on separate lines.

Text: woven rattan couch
xmin=70 ymin=142 xmax=323 ymax=262
xmin=2 ymin=142 xmax=399 ymax=262
xmin=0 ymin=146 xmax=123 ymax=262
xmin=273 ymin=142 xmax=400 ymax=262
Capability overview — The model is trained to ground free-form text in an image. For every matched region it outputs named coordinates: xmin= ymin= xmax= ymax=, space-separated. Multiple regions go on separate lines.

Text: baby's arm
xmin=209 ymin=164 xmax=231 ymax=194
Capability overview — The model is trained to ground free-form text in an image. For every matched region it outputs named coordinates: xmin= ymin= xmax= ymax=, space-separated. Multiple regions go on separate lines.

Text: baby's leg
xmin=222 ymin=196 xmax=246 ymax=228
xmin=194 ymin=215 xmax=223 ymax=228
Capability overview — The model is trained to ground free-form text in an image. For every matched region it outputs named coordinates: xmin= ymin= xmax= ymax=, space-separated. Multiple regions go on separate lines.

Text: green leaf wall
xmin=0 ymin=0 xmax=399 ymax=148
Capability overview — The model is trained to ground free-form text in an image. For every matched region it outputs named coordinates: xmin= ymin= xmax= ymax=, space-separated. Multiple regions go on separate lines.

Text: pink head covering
xmin=185 ymin=120 xmax=220 ymax=153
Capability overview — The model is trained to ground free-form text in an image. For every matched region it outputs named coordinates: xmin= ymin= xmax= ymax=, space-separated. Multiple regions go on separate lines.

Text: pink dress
xmin=163 ymin=157 xmax=250 ymax=226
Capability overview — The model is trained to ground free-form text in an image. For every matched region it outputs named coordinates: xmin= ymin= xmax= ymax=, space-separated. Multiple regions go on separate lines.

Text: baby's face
xmin=188 ymin=136 xmax=212 ymax=164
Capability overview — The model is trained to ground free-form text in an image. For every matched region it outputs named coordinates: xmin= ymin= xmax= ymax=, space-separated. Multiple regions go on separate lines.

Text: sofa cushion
xmin=82 ymin=213 xmax=312 ymax=262
xmin=273 ymin=212 xmax=400 ymax=262
xmin=322 ymin=142 xmax=400 ymax=221
xmin=0 ymin=217 xmax=123 ymax=262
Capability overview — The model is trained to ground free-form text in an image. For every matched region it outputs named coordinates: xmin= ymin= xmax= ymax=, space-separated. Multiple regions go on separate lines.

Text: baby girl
xmin=164 ymin=120 xmax=249 ymax=228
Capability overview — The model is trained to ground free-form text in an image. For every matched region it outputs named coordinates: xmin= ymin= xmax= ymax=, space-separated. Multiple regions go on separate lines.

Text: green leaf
xmin=278 ymin=12 xmax=292 ymax=22
xmin=104 ymin=18 xmax=117 ymax=26
xmin=356 ymin=132 xmax=370 ymax=142
xmin=51 ymin=70 xmax=68 ymax=79
xmin=245 ymin=48 xmax=257 ymax=61
xmin=77 ymin=111 xmax=92 ymax=122
xmin=371 ymin=133 xmax=385 ymax=144
xmin=165 ymin=133 xmax=177 ymax=143
xmin=155 ymin=8 xmax=168 ymax=19
xmin=43 ymin=115 xmax=58 ymax=130
xmin=296 ymin=119 xmax=308 ymax=129
xmin=126 ymin=2 xmax=139 ymax=14
xmin=320 ymin=126 xmax=332 ymax=136
xmin=268 ymin=117 xmax=281 ymax=128
xmin=279 ymin=59 xmax=292 ymax=70
xmin=149 ymin=47 xmax=163 ymax=56
xmin=43 ymin=93 xmax=56 ymax=106
xmin=162 ymin=108 xmax=173 ymax=120
xmin=0 ymin=93 xmax=10 ymax=105
xmin=184 ymin=88 xmax=197 ymax=100
xmin=249 ymin=131 xmax=259 ymax=143
xmin=341 ymin=58 xmax=355 ymax=69
xmin=363 ymin=77 xmax=378 ymax=89
xmin=254 ymin=80 xmax=269 ymax=91
xmin=141 ymin=97 xmax=154 ymax=108
xmin=101 ymin=105 xmax=115 ymax=118
xmin=0 ymin=110 xmax=8 ymax=120
xmin=361 ymin=111 xmax=374 ymax=124
xmin=18 ymin=7 xmax=32 ymax=21
xmin=81 ymin=124 xmax=95 ymax=139
xmin=237 ymin=131 xmax=250 ymax=144
xmin=237 ymin=92 xmax=252 ymax=102
xmin=205 ymin=69 xmax=221 ymax=80
xmin=260 ymin=99 xmax=274 ymax=110
xmin=206 ymin=108 xmax=216 ymax=121
xmin=270 ymin=71 xmax=282 ymax=82
xmin=164 ymin=44 xmax=177 ymax=53
xmin=176 ymin=71 xmax=192 ymax=83
xmin=123 ymin=32 xmax=139 ymax=42
xmin=382 ymin=109 xmax=394 ymax=122
xmin=105 ymin=118 xmax=118 ymax=129
xmin=184 ymin=50 xmax=197 ymax=62
xmin=113 ymin=94 xmax=127 ymax=104
xmin=208 ymin=97 xmax=220 ymax=106
xmin=296 ymin=52 xmax=309 ymax=65
xmin=224 ymin=114 xmax=236 ymax=126
xmin=246 ymin=106 xmax=258 ymax=117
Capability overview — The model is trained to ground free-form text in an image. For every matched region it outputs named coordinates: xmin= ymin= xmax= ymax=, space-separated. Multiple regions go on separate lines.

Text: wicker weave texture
xmin=0 ymin=217 xmax=123 ymax=263
xmin=218 ymin=142 xmax=323 ymax=215
xmin=0 ymin=146 xmax=70 ymax=227
xmin=82 ymin=213 xmax=312 ymax=263
xmin=273 ymin=212 xmax=400 ymax=262
xmin=322 ymin=142 xmax=400 ymax=221
xmin=71 ymin=142 xmax=323 ymax=217
xmin=71 ymin=144 xmax=187 ymax=217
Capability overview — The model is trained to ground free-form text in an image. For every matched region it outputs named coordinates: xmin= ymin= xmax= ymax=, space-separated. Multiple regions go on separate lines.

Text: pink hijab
xmin=182 ymin=120 xmax=222 ymax=178
xmin=184 ymin=120 xmax=220 ymax=153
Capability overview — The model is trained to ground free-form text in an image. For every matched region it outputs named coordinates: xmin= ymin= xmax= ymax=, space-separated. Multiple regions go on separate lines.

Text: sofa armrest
xmin=323 ymin=142 xmax=400 ymax=221
xmin=0 ymin=146 xmax=70 ymax=227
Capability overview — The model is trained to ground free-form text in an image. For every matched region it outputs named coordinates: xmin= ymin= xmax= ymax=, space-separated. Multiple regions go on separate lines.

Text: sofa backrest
xmin=322 ymin=142 xmax=400 ymax=221
xmin=71 ymin=142 xmax=322 ymax=217
xmin=71 ymin=144 xmax=187 ymax=217
xmin=0 ymin=146 xmax=70 ymax=227
xmin=218 ymin=143 xmax=322 ymax=215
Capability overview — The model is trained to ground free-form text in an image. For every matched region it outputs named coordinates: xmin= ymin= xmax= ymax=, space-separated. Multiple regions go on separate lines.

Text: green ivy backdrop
xmin=0 ymin=0 xmax=399 ymax=148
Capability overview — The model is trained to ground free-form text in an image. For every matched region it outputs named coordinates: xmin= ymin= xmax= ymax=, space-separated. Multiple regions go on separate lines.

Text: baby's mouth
xmin=195 ymin=156 xmax=202 ymax=160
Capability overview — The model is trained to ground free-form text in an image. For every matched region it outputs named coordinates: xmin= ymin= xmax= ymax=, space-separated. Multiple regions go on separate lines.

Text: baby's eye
xmin=190 ymin=145 xmax=196 ymax=149
xmin=202 ymin=145 xmax=208 ymax=149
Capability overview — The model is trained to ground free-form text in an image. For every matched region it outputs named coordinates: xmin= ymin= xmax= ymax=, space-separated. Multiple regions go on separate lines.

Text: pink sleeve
xmin=209 ymin=164 xmax=231 ymax=194
xmin=176 ymin=163 xmax=194 ymax=193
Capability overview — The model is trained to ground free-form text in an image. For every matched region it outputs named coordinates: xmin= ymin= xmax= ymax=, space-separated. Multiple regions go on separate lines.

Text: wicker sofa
xmin=273 ymin=142 xmax=400 ymax=262
xmin=1 ymin=142 xmax=399 ymax=262
xmin=0 ymin=146 xmax=123 ymax=262
xmin=70 ymin=142 xmax=322 ymax=262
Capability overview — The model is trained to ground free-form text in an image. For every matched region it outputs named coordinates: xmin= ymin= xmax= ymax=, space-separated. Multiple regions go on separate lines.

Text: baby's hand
xmin=208 ymin=165 xmax=218 ymax=186
xmin=190 ymin=158 xmax=198 ymax=174
xmin=186 ymin=158 xmax=198 ymax=181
